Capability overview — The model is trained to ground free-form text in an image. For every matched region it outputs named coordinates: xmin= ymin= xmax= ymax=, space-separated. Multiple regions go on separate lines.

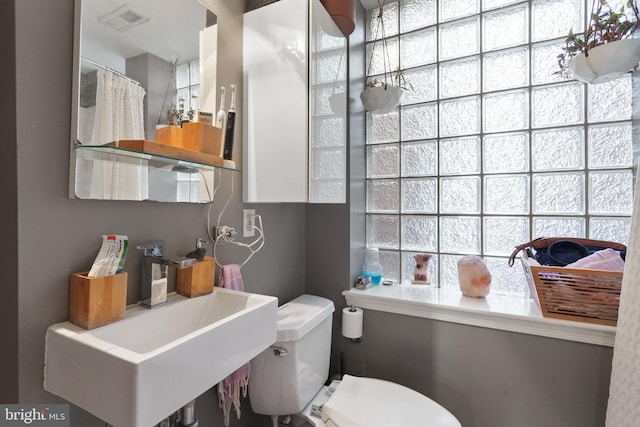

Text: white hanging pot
xmin=360 ymin=86 xmax=403 ymax=114
xmin=569 ymin=38 xmax=640 ymax=84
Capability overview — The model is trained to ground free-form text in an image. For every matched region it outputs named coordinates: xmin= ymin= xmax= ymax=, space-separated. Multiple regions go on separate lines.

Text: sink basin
xmin=44 ymin=288 xmax=277 ymax=427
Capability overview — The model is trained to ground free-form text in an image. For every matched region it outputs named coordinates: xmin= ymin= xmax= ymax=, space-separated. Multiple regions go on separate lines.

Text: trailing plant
xmin=557 ymin=0 xmax=640 ymax=78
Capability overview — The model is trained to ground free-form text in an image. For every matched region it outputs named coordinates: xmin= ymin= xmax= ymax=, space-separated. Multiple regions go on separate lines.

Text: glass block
xmin=366 ymin=37 xmax=399 ymax=76
xmin=367 ymin=179 xmax=399 ymax=213
xmin=532 ymin=40 xmax=570 ymax=85
xmin=588 ymin=124 xmax=633 ymax=169
xmin=440 ymin=254 xmax=466 ymax=289
xmin=440 ymin=137 xmax=481 ymax=175
xmin=589 ymin=171 xmax=633 ymax=215
xmin=402 ymin=215 xmax=438 ymax=251
xmin=367 ymin=215 xmax=399 ymax=249
xmin=400 ymin=0 xmax=437 ymax=33
xmin=440 ymin=0 xmax=479 ymax=22
xmin=590 ymin=217 xmax=631 ymax=246
xmin=483 ymin=47 xmax=528 ymax=92
xmin=483 ymin=90 xmax=528 ymax=133
xmin=483 ymin=5 xmax=528 ymax=52
xmin=176 ymin=88 xmax=190 ymax=109
xmin=401 ymin=65 xmax=437 ymax=105
xmin=532 ymin=127 xmax=584 ymax=171
xmin=440 ymin=177 xmax=481 ymax=214
xmin=400 ymin=28 xmax=437 ymax=69
xmin=402 ymin=178 xmax=438 ymax=213
xmin=367 ymin=144 xmax=399 ymax=178
xmin=532 ymin=173 xmax=585 ymax=215
xmin=484 ymin=175 xmax=529 ymax=214
xmin=189 ymin=60 xmax=200 ymax=86
xmin=483 ymin=257 xmax=529 ymax=297
xmin=440 ymin=217 xmax=481 ymax=254
xmin=440 ymin=17 xmax=480 ymax=61
xmin=379 ymin=250 xmax=400 ymax=282
xmin=532 ymin=83 xmax=584 ymax=128
xmin=366 ymin=2 xmax=398 ymax=41
xmin=315 ymin=117 xmax=346 ymax=148
xmin=483 ymin=133 xmax=528 ymax=173
xmin=439 ymin=56 xmax=480 ymax=99
xmin=533 ymin=217 xmax=585 ymax=238
xmin=312 ymin=149 xmax=344 ymax=179
xmin=402 ymin=252 xmax=438 ymax=284
xmin=588 ymin=75 xmax=632 ymax=122
xmin=316 ymin=52 xmax=345 ymax=85
xmin=532 ymin=0 xmax=584 ymax=42
xmin=401 ymin=140 xmax=437 ymax=176
xmin=176 ymin=63 xmax=190 ymax=88
xmin=483 ymin=0 xmax=523 ymax=10
xmin=189 ymin=86 xmax=199 ymax=110
xmin=401 ymin=103 xmax=438 ymax=141
xmin=367 ymin=110 xmax=399 ymax=144
xmin=312 ymin=181 xmax=344 ymax=203
xmin=440 ymin=96 xmax=480 ymax=137
xmin=484 ymin=217 xmax=529 ymax=256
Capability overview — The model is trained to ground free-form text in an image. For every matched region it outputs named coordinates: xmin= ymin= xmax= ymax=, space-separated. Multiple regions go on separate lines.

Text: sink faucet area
xmin=44 ymin=288 xmax=277 ymax=427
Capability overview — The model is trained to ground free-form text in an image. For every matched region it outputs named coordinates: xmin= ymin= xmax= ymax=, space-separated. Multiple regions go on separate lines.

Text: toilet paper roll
xmin=342 ymin=307 xmax=363 ymax=339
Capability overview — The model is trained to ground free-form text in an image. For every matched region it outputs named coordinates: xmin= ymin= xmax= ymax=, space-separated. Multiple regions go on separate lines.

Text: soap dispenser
xmin=186 ymin=238 xmax=208 ymax=261
xmin=362 ymin=247 xmax=383 ymax=285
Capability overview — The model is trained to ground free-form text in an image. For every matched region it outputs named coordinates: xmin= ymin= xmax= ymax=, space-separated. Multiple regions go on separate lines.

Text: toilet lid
xmin=321 ymin=375 xmax=461 ymax=427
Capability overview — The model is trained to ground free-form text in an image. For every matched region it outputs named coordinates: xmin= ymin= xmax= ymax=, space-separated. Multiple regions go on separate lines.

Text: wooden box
xmin=69 ymin=272 xmax=127 ymax=330
xmin=154 ymin=125 xmax=184 ymax=148
xmin=182 ymin=122 xmax=223 ymax=156
xmin=176 ymin=256 xmax=215 ymax=297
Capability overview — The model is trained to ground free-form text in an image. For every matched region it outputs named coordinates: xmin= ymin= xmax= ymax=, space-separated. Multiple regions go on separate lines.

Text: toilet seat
xmin=310 ymin=375 xmax=460 ymax=427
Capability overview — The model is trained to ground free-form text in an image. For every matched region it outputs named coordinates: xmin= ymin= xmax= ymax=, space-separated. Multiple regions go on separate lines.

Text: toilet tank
xmin=249 ymin=295 xmax=335 ymax=416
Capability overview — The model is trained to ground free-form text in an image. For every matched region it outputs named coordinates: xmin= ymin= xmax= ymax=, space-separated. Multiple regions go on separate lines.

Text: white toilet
xmin=249 ymin=295 xmax=461 ymax=427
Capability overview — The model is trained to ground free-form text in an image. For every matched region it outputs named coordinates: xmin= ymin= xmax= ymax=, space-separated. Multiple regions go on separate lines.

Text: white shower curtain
xmin=77 ymin=69 xmax=149 ymax=200
xmin=606 ymin=169 xmax=640 ymax=426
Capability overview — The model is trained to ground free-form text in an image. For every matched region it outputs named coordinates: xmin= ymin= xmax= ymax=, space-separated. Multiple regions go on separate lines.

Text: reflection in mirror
xmin=71 ymin=0 xmax=221 ymax=202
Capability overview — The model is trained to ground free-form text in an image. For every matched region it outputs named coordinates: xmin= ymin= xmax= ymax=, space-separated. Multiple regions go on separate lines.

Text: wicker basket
xmin=509 ymin=238 xmax=625 ymax=326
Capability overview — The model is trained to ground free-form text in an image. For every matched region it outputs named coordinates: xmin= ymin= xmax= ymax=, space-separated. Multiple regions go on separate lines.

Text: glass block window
xmin=365 ymin=0 xmax=634 ymax=297
xmin=176 ymin=59 xmax=200 ymax=113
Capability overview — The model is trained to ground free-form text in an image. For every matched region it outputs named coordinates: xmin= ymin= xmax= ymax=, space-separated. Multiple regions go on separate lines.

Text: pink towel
xmin=566 ymin=248 xmax=625 ymax=271
xmin=218 ymin=265 xmax=250 ymax=426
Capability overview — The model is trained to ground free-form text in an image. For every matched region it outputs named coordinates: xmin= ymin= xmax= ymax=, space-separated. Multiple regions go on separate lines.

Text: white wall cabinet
xmin=243 ymin=0 xmax=347 ymax=203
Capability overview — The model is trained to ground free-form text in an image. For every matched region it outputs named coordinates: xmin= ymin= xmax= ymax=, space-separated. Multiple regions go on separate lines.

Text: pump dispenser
xmin=362 ymin=247 xmax=383 ymax=285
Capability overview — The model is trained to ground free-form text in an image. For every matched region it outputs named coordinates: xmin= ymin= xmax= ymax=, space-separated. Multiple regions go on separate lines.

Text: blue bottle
xmin=362 ymin=247 xmax=383 ymax=285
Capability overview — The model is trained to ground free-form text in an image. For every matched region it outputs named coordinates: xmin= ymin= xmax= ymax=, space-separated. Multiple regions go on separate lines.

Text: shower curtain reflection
xmin=77 ymin=68 xmax=149 ymax=200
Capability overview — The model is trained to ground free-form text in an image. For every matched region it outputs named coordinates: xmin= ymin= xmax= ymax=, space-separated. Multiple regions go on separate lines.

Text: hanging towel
xmin=218 ymin=264 xmax=250 ymax=426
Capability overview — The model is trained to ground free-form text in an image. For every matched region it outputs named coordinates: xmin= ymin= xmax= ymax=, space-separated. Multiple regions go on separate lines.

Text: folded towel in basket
xmin=566 ymin=248 xmax=625 ymax=271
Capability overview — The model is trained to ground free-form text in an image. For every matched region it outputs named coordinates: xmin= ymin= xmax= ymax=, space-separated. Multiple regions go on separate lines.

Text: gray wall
xmin=3 ymin=1 xmax=615 ymax=427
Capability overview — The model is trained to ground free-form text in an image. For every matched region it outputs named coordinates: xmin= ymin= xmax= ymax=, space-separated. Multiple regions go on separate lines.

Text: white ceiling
xmin=81 ymin=0 xmax=210 ymax=73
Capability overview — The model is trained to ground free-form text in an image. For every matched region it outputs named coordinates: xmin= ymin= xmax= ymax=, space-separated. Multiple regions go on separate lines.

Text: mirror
xmin=70 ymin=0 xmax=235 ymax=202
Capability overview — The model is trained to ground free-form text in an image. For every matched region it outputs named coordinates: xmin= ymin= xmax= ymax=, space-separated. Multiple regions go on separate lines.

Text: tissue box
xmin=176 ymin=257 xmax=215 ymax=297
xmin=69 ymin=272 xmax=127 ymax=330
xmin=154 ymin=125 xmax=183 ymax=148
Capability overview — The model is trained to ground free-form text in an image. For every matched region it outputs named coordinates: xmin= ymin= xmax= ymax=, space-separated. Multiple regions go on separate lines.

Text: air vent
xmin=98 ymin=5 xmax=149 ymax=32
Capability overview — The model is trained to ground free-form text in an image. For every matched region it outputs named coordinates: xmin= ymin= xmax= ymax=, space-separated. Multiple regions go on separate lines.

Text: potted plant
xmin=557 ymin=0 xmax=640 ymax=84
xmin=360 ymin=3 xmax=412 ymax=113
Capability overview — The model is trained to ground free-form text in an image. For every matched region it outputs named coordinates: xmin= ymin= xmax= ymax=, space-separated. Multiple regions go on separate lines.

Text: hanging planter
xmin=360 ymin=0 xmax=411 ymax=113
xmin=360 ymin=85 xmax=403 ymax=114
xmin=569 ymin=38 xmax=640 ymax=84
xmin=557 ymin=1 xmax=640 ymax=84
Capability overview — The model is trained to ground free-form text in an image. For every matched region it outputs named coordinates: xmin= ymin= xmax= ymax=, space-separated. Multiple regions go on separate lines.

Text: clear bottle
xmin=362 ymin=247 xmax=383 ymax=285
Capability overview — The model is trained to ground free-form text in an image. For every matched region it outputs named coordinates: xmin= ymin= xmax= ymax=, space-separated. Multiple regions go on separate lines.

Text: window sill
xmin=342 ymin=284 xmax=616 ymax=347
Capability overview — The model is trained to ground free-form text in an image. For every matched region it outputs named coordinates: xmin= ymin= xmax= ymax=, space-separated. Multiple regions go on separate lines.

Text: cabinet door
xmin=309 ymin=0 xmax=347 ymax=203
xmin=243 ymin=0 xmax=309 ymax=203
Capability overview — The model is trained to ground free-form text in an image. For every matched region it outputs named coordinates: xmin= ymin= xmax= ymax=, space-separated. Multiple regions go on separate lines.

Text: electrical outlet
xmin=243 ymin=209 xmax=256 ymax=238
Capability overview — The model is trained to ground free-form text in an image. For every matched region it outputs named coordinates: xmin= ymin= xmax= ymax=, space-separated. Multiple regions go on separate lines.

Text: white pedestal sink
xmin=44 ymin=288 xmax=277 ymax=427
